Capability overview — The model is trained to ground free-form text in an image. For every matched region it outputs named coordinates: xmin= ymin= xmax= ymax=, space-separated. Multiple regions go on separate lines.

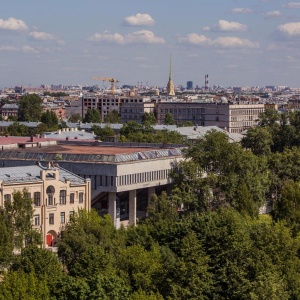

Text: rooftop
xmin=0 ymin=144 xmax=184 ymax=163
xmin=0 ymin=164 xmax=85 ymax=184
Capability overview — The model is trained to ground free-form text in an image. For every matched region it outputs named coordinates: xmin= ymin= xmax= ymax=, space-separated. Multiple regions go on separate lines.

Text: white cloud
xmin=0 ymin=17 xmax=28 ymax=31
xmin=29 ymin=31 xmax=55 ymax=41
xmin=123 ymin=13 xmax=155 ymax=27
xmin=179 ymin=33 xmax=259 ymax=48
xmin=231 ymin=8 xmax=252 ymax=14
xmin=213 ymin=37 xmax=259 ymax=48
xmin=88 ymin=30 xmax=164 ymax=45
xmin=179 ymin=33 xmax=211 ymax=45
xmin=0 ymin=45 xmax=18 ymax=51
xmin=284 ymin=2 xmax=300 ymax=8
xmin=278 ymin=22 xmax=300 ymax=36
xmin=204 ymin=20 xmax=247 ymax=32
xmin=56 ymin=39 xmax=66 ymax=46
xmin=265 ymin=11 xmax=282 ymax=17
xmin=22 ymin=45 xmax=39 ymax=54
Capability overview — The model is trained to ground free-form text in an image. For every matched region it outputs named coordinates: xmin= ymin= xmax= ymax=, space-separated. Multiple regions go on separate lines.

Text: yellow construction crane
xmin=91 ymin=77 xmax=119 ymax=95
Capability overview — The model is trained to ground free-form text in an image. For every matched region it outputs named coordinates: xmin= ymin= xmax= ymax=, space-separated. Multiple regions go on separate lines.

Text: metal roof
xmin=0 ymin=148 xmax=184 ymax=164
xmin=0 ymin=164 xmax=85 ymax=184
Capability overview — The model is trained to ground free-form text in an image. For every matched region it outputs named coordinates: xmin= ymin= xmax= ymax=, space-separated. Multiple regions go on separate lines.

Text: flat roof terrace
xmin=0 ymin=144 xmax=184 ymax=164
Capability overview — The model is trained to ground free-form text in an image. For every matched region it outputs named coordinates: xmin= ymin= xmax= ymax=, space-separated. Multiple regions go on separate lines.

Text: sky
xmin=1 ymin=0 xmax=300 ymax=88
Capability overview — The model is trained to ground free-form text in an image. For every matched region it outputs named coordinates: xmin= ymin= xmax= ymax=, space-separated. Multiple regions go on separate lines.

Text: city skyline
xmin=1 ymin=0 xmax=300 ymax=88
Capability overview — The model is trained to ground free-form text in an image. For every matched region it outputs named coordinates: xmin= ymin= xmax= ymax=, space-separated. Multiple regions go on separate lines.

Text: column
xmin=108 ymin=192 xmax=120 ymax=229
xmin=129 ymin=189 xmax=136 ymax=226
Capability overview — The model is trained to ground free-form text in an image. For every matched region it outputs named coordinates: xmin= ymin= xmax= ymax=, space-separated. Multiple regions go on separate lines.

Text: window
xmin=60 ymin=212 xmax=65 ymax=224
xmin=4 ymin=194 xmax=11 ymax=202
xmin=59 ymin=190 xmax=66 ymax=205
xmin=34 ymin=192 xmax=41 ymax=206
xmin=24 ymin=192 xmax=31 ymax=200
xmin=49 ymin=213 xmax=54 ymax=225
xmin=79 ymin=192 xmax=84 ymax=203
xmin=70 ymin=193 xmax=74 ymax=204
xmin=34 ymin=214 xmax=40 ymax=226
xmin=69 ymin=211 xmax=74 ymax=220
xmin=46 ymin=186 xmax=55 ymax=206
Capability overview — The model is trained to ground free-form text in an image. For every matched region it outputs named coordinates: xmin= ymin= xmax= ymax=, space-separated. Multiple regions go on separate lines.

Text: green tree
xmin=4 ymin=189 xmax=41 ymax=250
xmin=11 ymin=245 xmax=63 ymax=284
xmin=178 ymin=121 xmax=194 ymax=127
xmin=142 ymin=112 xmax=156 ymax=126
xmin=92 ymin=125 xmax=114 ymax=141
xmin=5 ymin=122 xmax=28 ymax=136
xmin=168 ymin=232 xmax=212 ymax=300
xmin=120 ymin=121 xmax=143 ymax=137
xmin=41 ymin=110 xmax=59 ymax=129
xmin=241 ymin=126 xmax=273 ymax=156
xmin=0 ymin=208 xmax=13 ymax=267
xmin=173 ymin=130 xmax=269 ymax=213
xmin=163 ymin=112 xmax=176 ymax=125
xmin=272 ymin=180 xmax=300 ymax=235
xmin=0 ymin=271 xmax=50 ymax=300
xmin=51 ymin=276 xmax=90 ymax=300
xmin=258 ymin=108 xmax=280 ymax=127
xmin=18 ymin=94 xmax=43 ymax=121
xmin=83 ymin=108 xmax=101 ymax=123
xmin=57 ymin=210 xmax=121 ymax=275
xmin=104 ymin=110 xmax=121 ymax=123
xmin=117 ymin=244 xmax=163 ymax=293
xmin=33 ymin=123 xmax=49 ymax=135
xmin=68 ymin=113 xmax=82 ymax=123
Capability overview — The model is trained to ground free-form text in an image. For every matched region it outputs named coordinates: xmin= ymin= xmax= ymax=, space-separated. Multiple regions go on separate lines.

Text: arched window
xmin=46 ymin=186 xmax=55 ymax=206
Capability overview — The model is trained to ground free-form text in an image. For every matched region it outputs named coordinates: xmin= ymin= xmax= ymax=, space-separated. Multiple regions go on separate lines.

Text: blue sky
xmin=1 ymin=0 xmax=300 ymax=88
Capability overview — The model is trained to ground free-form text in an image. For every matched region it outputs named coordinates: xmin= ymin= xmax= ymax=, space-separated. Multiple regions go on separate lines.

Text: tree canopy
xmin=18 ymin=94 xmax=43 ymax=121
xmin=104 ymin=110 xmax=121 ymax=123
xmin=83 ymin=108 xmax=101 ymax=123
xmin=163 ymin=112 xmax=176 ymax=125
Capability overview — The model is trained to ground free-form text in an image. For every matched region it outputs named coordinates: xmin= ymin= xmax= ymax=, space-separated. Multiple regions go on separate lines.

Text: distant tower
xmin=205 ymin=74 xmax=209 ymax=91
xmin=187 ymin=81 xmax=193 ymax=90
xmin=167 ymin=55 xmax=175 ymax=96
xmin=155 ymin=86 xmax=160 ymax=96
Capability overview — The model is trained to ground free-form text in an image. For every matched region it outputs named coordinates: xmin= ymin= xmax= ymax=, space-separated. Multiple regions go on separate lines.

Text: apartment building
xmin=82 ymin=94 xmax=151 ymax=121
xmin=156 ymin=101 xmax=265 ymax=133
xmin=0 ymin=163 xmax=91 ymax=248
xmin=120 ymin=101 xmax=155 ymax=123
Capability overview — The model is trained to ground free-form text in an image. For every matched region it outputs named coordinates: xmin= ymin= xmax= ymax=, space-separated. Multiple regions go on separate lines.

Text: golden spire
xmin=167 ymin=54 xmax=175 ymax=96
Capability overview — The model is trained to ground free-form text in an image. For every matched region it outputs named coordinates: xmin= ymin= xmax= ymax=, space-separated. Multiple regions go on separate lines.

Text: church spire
xmin=167 ymin=54 xmax=175 ymax=96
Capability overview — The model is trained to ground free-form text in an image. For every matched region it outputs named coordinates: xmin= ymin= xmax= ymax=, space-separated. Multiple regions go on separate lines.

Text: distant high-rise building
xmin=166 ymin=55 xmax=175 ymax=96
xmin=187 ymin=81 xmax=193 ymax=90
xmin=205 ymin=75 xmax=209 ymax=90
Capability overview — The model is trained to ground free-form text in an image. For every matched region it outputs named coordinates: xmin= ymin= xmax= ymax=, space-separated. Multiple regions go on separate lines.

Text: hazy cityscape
xmin=2 ymin=0 xmax=300 ymax=299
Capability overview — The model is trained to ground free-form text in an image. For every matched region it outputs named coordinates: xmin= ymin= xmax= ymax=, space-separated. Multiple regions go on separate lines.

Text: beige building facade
xmin=0 ymin=164 xmax=91 ymax=248
xmin=156 ymin=102 xmax=265 ymax=133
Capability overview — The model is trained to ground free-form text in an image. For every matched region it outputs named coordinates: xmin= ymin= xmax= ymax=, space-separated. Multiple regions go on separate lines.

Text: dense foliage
xmin=18 ymin=94 xmax=43 ymax=121
xmin=68 ymin=113 xmax=82 ymax=123
xmin=119 ymin=121 xmax=186 ymax=144
xmin=83 ymin=108 xmax=101 ymax=123
xmin=104 ymin=110 xmax=121 ymax=123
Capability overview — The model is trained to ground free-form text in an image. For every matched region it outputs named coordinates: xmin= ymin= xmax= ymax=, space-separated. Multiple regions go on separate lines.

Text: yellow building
xmin=0 ymin=163 xmax=91 ymax=248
